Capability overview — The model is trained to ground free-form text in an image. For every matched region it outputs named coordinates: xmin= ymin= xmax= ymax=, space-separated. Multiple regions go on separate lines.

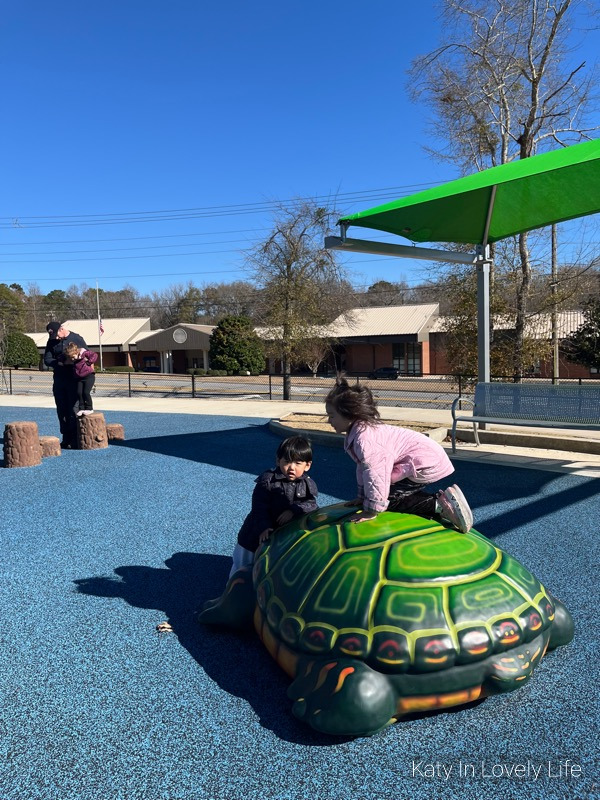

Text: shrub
xmin=186 ymin=368 xmax=207 ymax=375
xmin=209 ymin=315 xmax=265 ymax=374
xmin=206 ymin=369 xmax=228 ymax=376
xmin=104 ymin=366 xmax=135 ymax=373
xmin=2 ymin=332 xmax=40 ymax=368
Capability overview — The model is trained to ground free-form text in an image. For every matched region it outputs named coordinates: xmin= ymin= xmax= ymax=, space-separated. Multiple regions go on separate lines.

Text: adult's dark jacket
xmin=237 ymin=468 xmax=318 ymax=552
xmin=44 ymin=332 xmax=87 ymax=380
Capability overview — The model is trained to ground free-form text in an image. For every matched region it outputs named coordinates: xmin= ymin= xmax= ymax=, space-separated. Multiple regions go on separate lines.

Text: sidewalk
xmin=1 ymin=392 xmax=599 ymax=477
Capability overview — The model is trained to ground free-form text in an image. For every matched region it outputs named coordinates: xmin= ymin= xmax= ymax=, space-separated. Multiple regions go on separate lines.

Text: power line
xmin=0 ymin=227 xmax=271 ymax=246
xmin=1 ymin=183 xmax=440 ymax=230
xmin=1 ymin=182 xmax=437 ymax=222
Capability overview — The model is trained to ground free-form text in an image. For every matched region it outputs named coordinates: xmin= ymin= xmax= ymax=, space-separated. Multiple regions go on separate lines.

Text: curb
xmin=268 ymin=419 xmax=449 ymax=447
xmin=268 ymin=419 xmax=344 ymax=447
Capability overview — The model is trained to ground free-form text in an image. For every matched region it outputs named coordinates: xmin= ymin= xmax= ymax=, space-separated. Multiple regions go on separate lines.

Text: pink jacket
xmin=344 ymin=421 xmax=454 ymax=513
xmin=74 ymin=349 xmax=98 ymax=378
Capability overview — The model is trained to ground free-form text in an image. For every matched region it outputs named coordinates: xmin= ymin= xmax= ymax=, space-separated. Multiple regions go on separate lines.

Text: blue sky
xmin=1 ymin=1 xmax=598 ymax=302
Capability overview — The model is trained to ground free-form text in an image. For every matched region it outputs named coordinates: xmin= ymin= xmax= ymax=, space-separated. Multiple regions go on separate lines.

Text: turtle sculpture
xmin=198 ymin=503 xmax=574 ymax=737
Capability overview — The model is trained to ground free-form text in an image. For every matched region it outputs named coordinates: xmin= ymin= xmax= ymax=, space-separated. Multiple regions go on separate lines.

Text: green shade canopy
xmin=340 ymin=139 xmax=600 ymax=245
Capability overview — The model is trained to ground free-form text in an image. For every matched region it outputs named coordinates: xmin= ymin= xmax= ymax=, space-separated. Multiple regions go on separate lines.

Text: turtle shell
xmin=252 ymin=504 xmax=556 ymax=675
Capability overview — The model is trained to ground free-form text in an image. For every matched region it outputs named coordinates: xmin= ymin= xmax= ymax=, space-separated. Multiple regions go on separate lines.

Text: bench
xmin=451 ymin=382 xmax=600 ymax=452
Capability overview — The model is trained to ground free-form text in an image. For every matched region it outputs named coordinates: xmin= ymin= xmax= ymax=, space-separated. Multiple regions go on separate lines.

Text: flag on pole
xmin=99 ymin=319 xmax=104 ymax=336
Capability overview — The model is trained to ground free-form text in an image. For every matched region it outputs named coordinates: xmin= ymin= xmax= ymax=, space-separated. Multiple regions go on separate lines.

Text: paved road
xmin=1 ymin=369 xmax=463 ymax=409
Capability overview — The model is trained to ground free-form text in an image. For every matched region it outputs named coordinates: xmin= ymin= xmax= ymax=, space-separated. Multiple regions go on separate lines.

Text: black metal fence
xmin=1 ymin=369 xmax=596 ymax=410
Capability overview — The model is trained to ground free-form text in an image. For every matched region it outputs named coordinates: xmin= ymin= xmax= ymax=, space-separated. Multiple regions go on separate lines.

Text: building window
xmin=392 ymin=343 xmax=404 ymax=370
xmin=393 ymin=342 xmax=421 ymax=375
xmin=407 ymin=343 xmax=421 ymax=375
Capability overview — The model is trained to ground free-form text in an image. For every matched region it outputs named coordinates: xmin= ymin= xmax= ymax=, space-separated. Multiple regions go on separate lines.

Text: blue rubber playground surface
xmin=0 ymin=405 xmax=598 ymax=800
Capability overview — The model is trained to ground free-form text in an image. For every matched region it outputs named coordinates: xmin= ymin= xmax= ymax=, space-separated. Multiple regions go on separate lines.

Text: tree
xmin=42 ymin=289 xmax=71 ymax=324
xmin=409 ymin=0 xmax=598 ymax=376
xmin=248 ymin=201 xmax=352 ymax=399
xmin=440 ymin=267 xmax=549 ymax=376
xmin=0 ymin=284 xmax=26 ymax=332
xmin=1 ymin=332 xmax=40 ymax=368
xmin=150 ymin=282 xmax=203 ymax=328
xmin=22 ymin=283 xmax=44 ymax=332
xmin=362 ymin=279 xmax=410 ymax=307
xmin=564 ymin=297 xmax=600 ymax=370
xmin=209 ymin=315 xmax=265 ymax=374
xmin=198 ymin=281 xmax=260 ymax=323
xmin=294 ymin=336 xmax=337 ymax=377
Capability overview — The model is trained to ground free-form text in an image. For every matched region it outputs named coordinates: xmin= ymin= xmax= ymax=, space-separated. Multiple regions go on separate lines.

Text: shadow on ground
xmin=113 ymin=427 xmax=600 ymax=540
xmin=74 ymin=550 xmax=483 ymax=745
xmin=74 ymin=551 xmax=349 ymax=746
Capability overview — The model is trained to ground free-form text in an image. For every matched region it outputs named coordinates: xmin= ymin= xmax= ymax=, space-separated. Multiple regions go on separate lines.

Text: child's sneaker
xmin=436 ymin=485 xmax=473 ymax=533
xmin=76 ymin=410 xmax=84 ymax=417
xmin=83 ymin=410 xmax=94 ymax=415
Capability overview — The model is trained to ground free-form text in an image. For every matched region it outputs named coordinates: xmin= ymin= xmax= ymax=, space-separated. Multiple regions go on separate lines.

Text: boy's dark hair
xmin=277 ymin=435 xmax=313 ymax=463
xmin=326 ymin=376 xmax=380 ymax=423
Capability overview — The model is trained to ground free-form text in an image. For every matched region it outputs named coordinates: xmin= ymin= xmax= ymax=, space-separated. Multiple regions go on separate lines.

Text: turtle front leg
xmin=195 ymin=567 xmax=255 ymax=629
xmin=288 ymin=657 xmax=397 ymax=737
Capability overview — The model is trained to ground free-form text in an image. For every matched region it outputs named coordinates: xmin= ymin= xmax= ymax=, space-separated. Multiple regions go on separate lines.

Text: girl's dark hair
xmin=277 ymin=435 xmax=313 ymax=463
xmin=325 ymin=377 xmax=380 ymax=423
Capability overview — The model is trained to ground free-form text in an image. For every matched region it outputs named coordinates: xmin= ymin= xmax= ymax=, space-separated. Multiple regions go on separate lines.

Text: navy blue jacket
xmin=237 ymin=468 xmax=318 ymax=552
xmin=44 ymin=332 xmax=87 ymax=381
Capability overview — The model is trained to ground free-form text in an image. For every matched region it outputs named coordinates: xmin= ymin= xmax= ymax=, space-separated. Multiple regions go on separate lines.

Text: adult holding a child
xmin=43 ymin=321 xmax=87 ymax=449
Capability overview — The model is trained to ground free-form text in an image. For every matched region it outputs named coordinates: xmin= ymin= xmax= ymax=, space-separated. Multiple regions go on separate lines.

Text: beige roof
xmin=27 ymin=318 xmax=152 ymax=349
xmin=430 ymin=311 xmax=584 ymax=338
xmin=131 ymin=328 xmax=163 ymax=343
xmin=328 ymin=304 xmax=439 ymax=340
xmin=255 ymin=305 xmax=440 ymax=342
xmin=27 ymin=331 xmax=52 ymax=347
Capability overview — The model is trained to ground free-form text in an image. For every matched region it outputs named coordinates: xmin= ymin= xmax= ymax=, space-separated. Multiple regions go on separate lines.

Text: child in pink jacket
xmin=64 ymin=342 xmax=98 ymax=416
xmin=325 ymin=378 xmax=473 ymax=533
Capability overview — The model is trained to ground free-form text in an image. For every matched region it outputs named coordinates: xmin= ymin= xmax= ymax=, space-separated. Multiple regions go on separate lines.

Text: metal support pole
xmin=476 ymin=245 xmax=491 ymax=384
xmin=551 ymin=224 xmax=559 ymax=384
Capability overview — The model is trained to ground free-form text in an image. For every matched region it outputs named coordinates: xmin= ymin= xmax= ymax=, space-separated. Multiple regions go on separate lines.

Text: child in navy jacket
xmin=229 ymin=436 xmax=318 ymax=577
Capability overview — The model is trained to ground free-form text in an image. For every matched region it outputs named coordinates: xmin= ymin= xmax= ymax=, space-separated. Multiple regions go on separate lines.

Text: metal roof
xmin=328 ymin=304 xmax=439 ymax=339
xmin=430 ymin=311 xmax=584 ymax=338
xmin=27 ymin=318 xmax=152 ymax=349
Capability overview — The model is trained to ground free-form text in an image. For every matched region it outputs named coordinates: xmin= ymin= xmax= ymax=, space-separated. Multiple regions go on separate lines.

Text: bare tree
xmin=409 ymin=0 xmax=599 ymax=375
xmin=360 ymin=280 xmax=411 ymax=307
xmin=198 ymin=281 xmax=260 ymax=323
xmin=247 ymin=201 xmax=352 ymax=399
xmin=294 ymin=335 xmax=338 ymax=378
xmin=149 ymin=282 xmax=203 ymax=328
